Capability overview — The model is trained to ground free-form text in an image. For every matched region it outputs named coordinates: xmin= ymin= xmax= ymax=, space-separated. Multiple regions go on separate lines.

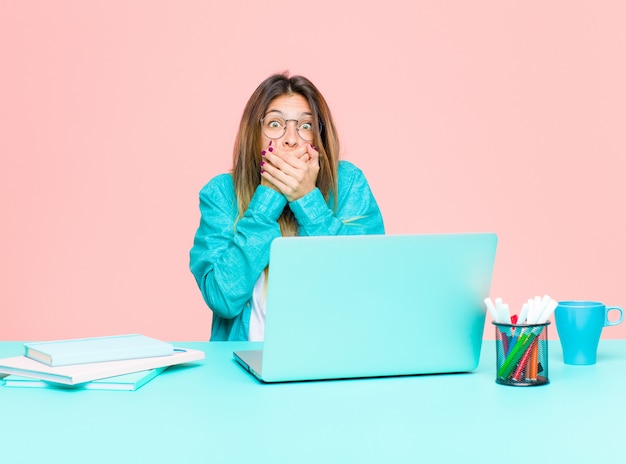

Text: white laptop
xmin=234 ymin=233 xmax=498 ymax=382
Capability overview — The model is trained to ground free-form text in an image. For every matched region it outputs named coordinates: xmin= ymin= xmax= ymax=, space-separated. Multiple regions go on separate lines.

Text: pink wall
xmin=1 ymin=1 xmax=624 ymax=341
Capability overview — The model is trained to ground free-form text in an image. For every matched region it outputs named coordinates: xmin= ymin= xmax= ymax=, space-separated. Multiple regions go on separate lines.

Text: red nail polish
xmin=268 ymin=147 xmax=273 ymax=152
xmin=260 ymin=169 xmax=265 ymax=174
xmin=269 ymin=140 xmax=272 ymax=146
xmin=261 ymin=161 xmax=265 ymax=166
xmin=261 ymin=150 xmax=266 ymax=156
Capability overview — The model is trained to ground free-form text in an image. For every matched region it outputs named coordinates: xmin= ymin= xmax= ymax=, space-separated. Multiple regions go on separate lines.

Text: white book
xmin=0 ymin=348 xmax=204 ymax=385
xmin=24 ymin=334 xmax=174 ymax=366
xmin=2 ymin=367 xmax=167 ymax=391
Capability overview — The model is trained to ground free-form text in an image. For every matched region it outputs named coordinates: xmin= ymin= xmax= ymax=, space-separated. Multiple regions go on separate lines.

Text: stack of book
xmin=0 ymin=334 xmax=204 ymax=391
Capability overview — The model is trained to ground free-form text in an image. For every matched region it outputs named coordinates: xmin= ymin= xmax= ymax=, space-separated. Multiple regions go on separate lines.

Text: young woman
xmin=190 ymin=73 xmax=384 ymax=341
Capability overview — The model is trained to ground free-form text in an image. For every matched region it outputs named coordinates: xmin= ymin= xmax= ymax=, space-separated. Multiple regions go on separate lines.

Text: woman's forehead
xmin=266 ymin=94 xmax=311 ymax=116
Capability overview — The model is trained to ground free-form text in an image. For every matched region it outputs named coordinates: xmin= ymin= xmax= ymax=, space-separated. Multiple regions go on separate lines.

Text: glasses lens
xmin=261 ymin=116 xmax=285 ymax=139
xmin=296 ymin=121 xmax=314 ymax=141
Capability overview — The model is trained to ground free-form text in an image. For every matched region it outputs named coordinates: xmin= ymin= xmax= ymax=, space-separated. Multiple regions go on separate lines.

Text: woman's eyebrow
xmin=264 ymin=109 xmax=313 ymax=118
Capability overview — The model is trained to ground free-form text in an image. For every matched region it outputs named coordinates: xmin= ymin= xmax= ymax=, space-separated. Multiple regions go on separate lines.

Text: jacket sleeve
xmin=189 ymin=175 xmax=287 ymax=320
xmin=289 ymin=161 xmax=385 ymax=236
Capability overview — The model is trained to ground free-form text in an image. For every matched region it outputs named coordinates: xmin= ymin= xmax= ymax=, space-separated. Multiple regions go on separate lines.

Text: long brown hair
xmin=232 ymin=73 xmax=340 ymax=236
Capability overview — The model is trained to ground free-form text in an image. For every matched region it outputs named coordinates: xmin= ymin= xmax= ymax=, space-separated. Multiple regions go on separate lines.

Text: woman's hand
xmin=260 ymin=142 xmax=320 ymax=202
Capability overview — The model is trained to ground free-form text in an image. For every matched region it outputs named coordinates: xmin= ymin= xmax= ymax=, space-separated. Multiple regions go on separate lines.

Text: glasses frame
xmin=259 ymin=115 xmax=323 ymax=142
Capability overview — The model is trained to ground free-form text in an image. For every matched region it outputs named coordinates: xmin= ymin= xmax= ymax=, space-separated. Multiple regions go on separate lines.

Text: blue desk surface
xmin=1 ymin=340 xmax=625 ymax=463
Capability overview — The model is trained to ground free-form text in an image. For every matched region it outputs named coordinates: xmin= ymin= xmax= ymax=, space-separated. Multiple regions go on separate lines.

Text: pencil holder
xmin=493 ymin=322 xmax=550 ymax=386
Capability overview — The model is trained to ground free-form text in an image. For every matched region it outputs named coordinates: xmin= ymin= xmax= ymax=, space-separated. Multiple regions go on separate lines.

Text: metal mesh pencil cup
xmin=493 ymin=322 xmax=550 ymax=386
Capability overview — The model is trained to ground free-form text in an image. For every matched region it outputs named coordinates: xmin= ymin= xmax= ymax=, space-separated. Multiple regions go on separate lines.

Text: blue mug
xmin=555 ymin=301 xmax=623 ymax=365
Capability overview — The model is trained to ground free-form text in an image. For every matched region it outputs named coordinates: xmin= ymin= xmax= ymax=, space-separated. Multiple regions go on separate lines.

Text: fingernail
xmin=269 ymin=140 xmax=272 ymax=147
xmin=268 ymin=147 xmax=273 ymax=152
xmin=261 ymin=161 xmax=265 ymax=166
xmin=261 ymin=150 xmax=266 ymax=156
xmin=260 ymin=169 xmax=265 ymax=174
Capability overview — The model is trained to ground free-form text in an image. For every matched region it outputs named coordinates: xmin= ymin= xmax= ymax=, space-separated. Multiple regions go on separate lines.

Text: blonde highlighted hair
xmin=231 ymin=73 xmax=340 ymax=236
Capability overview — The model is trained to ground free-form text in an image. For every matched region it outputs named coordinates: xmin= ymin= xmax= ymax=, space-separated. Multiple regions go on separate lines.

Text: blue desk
xmin=1 ymin=340 xmax=625 ymax=463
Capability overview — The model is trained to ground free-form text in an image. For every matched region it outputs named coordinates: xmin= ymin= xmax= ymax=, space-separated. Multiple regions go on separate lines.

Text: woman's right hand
xmin=260 ymin=141 xmax=319 ymax=202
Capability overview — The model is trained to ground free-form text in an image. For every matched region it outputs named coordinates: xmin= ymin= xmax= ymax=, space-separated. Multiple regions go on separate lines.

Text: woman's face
xmin=261 ymin=93 xmax=314 ymax=152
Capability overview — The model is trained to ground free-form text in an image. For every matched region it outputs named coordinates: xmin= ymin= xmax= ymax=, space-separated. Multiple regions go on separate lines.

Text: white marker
xmin=502 ymin=303 xmax=511 ymax=323
xmin=526 ymin=298 xmax=537 ymax=324
xmin=495 ymin=298 xmax=509 ymax=323
xmin=484 ymin=297 xmax=499 ymax=323
xmin=538 ymin=298 xmax=558 ymax=324
xmin=518 ymin=302 xmax=530 ymax=325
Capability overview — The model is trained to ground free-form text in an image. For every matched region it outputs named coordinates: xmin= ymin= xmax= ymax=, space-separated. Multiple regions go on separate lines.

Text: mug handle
xmin=605 ymin=306 xmax=624 ymax=326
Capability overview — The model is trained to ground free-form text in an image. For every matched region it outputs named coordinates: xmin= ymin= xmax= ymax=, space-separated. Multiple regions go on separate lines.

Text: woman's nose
xmin=282 ymin=121 xmax=300 ymax=146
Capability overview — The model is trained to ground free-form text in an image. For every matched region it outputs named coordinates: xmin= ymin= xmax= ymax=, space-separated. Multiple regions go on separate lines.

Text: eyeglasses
xmin=260 ymin=114 xmax=321 ymax=142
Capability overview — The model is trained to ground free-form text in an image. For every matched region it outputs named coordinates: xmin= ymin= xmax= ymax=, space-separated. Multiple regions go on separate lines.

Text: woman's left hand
xmin=261 ymin=143 xmax=320 ymax=202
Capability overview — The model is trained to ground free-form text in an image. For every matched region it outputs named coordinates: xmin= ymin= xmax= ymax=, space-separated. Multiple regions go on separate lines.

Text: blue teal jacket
xmin=189 ymin=160 xmax=385 ymax=341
